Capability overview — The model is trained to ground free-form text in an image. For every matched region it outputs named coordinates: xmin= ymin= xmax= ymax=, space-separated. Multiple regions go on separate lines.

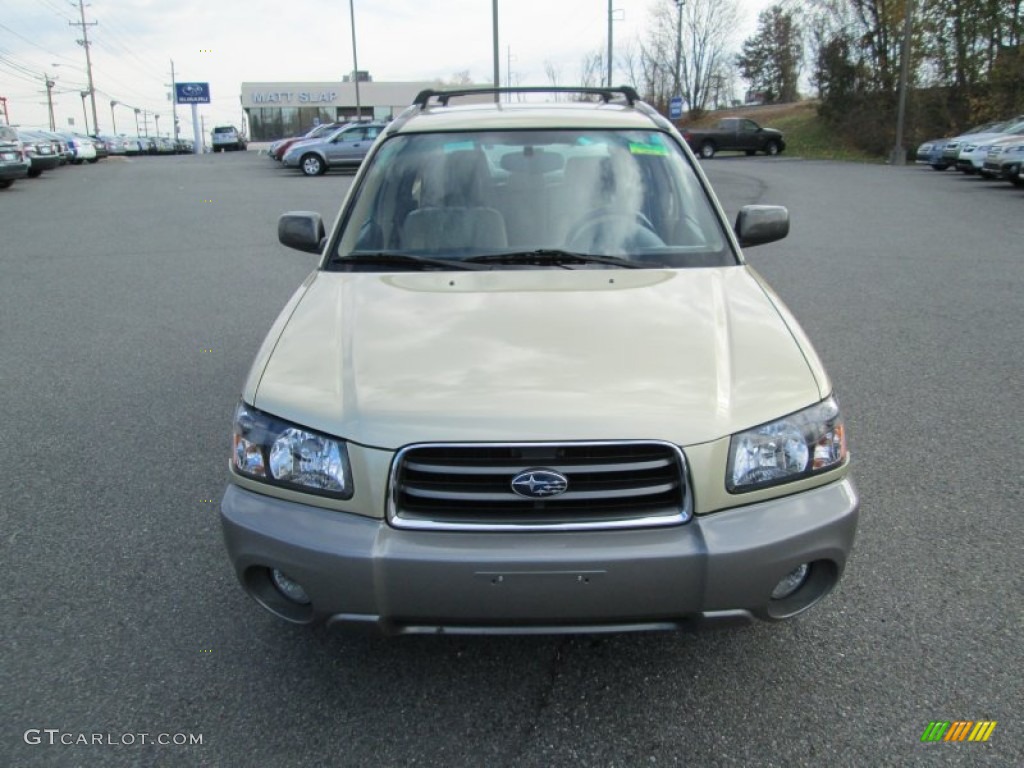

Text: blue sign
xmin=175 ymin=82 xmax=210 ymax=104
xmin=669 ymin=96 xmax=683 ymax=119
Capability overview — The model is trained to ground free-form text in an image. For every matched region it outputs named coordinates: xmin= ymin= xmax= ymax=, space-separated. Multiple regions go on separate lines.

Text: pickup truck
xmin=682 ymin=117 xmax=785 ymax=159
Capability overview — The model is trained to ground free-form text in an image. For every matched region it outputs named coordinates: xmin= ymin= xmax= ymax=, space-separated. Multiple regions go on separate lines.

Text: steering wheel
xmin=566 ymin=208 xmax=665 ymax=253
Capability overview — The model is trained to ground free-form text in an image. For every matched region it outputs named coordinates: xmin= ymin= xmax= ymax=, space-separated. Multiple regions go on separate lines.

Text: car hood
xmin=249 ymin=267 xmax=826 ymax=449
xmin=283 ymin=138 xmax=322 ymax=155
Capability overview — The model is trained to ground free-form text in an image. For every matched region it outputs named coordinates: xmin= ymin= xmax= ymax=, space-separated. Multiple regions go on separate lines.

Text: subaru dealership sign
xmin=175 ymin=83 xmax=210 ymax=104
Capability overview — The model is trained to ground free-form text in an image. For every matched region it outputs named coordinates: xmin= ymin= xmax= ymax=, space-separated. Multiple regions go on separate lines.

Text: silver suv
xmin=281 ymin=121 xmax=385 ymax=175
xmin=211 ymin=125 xmax=246 ymax=152
xmin=221 ymin=87 xmax=858 ymax=635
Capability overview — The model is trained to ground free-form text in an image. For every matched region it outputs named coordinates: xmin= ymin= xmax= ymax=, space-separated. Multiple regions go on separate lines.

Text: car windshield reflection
xmin=332 ymin=129 xmax=734 ymax=270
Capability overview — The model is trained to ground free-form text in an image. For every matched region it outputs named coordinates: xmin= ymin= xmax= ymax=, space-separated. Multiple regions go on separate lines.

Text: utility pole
xmin=169 ymin=59 xmax=180 ymax=143
xmin=70 ymin=0 xmax=100 ymax=133
xmin=0 ymin=96 xmax=9 ymax=125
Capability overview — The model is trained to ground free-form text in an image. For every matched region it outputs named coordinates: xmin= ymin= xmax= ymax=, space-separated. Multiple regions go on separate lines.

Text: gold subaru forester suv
xmin=221 ymin=87 xmax=858 ymax=635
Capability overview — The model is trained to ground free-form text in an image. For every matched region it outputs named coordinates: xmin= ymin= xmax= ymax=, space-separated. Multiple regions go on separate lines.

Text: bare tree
xmin=578 ymin=50 xmax=606 ymax=93
xmin=637 ymin=0 xmax=741 ymax=116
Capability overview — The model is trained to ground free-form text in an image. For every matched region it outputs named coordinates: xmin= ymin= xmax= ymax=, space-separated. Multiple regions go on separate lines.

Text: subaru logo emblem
xmin=511 ymin=469 xmax=569 ymax=499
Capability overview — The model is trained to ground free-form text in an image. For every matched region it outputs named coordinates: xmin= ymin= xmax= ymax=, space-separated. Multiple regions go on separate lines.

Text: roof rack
xmin=412 ymin=86 xmax=642 ymax=109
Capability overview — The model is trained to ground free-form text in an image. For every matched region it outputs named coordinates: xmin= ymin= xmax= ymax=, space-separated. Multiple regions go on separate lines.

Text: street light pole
xmin=674 ymin=1 xmax=685 ymax=100
xmin=110 ymin=100 xmax=117 ymax=134
xmin=607 ymin=0 xmax=613 ymax=87
xmin=892 ymin=0 xmax=915 ymax=165
xmin=45 ymin=73 xmax=56 ymax=131
xmin=348 ymin=0 xmax=362 ymax=119
xmin=80 ymin=91 xmax=90 ymax=133
xmin=492 ymin=0 xmax=500 ymax=102
xmin=154 ymin=113 xmax=161 ymax=137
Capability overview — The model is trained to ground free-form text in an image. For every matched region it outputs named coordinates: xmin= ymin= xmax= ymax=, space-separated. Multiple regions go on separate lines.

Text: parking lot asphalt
xmin=2 ymin=152 xmax=1022 ymax=767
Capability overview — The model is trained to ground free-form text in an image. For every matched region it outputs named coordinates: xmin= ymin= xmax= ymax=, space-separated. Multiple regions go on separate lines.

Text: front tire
xmin=764 ymin=140 xmax=780 ymax=156
xmin=699 ymin=141 xmax=716 ymax=159
xmin=301 ymin=153 xmax=325 ymax=176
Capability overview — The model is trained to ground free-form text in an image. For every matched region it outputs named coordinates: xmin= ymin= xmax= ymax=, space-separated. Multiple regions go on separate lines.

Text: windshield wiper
xmin=329 ymin=252 xmax=489 ymax=271
xmin=464 ymin=249 xmax=643 ymax=269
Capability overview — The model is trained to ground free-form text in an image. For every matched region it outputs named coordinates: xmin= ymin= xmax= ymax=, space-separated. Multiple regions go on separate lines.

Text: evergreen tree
xmin=736 ymin=5 xmax=803 ymax=104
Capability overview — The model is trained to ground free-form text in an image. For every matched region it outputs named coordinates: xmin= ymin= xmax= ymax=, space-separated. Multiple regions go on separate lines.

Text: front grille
xmin=389 ymin=441 xmax=691 ymax=531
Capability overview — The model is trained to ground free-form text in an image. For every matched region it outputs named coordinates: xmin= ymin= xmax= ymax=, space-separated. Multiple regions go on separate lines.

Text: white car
xmin=211 ymin=125 xmax=246 ymax=152
xmin=57 ymin=132 xmax=97 ymax=164
xmin=955 ymin=119 xmax=1024 ymax=174
xmin=981 ymin=137 xmax=1024 ymax=183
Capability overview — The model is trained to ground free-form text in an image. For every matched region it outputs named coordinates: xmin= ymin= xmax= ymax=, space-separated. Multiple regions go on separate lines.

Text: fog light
xmin=771 ymin=563 xmax=810 ymax=600
xmin=270 ymin=569 xmax=311 ymax=605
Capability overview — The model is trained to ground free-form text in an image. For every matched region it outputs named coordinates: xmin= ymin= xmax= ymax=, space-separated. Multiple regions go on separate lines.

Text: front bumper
xmin=221 ymin=476 xmax=859 ymax=635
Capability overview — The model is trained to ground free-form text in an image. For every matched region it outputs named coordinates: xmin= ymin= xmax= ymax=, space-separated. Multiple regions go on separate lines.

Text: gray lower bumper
xmin=220 ymin=478 xmax=859 ymax=634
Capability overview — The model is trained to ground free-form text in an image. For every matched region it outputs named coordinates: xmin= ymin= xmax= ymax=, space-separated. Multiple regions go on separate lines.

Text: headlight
xmin=727 ymin=396 xmax=847 ymax=493
xmin=231 ymin=402 xmax=353 ymax=498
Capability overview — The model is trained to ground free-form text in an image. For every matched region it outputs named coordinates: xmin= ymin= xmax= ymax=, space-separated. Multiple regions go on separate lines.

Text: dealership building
xmin=240 ymin=78 xmax=437 ymax=140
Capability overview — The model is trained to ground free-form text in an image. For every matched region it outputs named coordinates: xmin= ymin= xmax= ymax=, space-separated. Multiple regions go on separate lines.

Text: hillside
xmin=678 ymin=101 xmax=880 ymax=162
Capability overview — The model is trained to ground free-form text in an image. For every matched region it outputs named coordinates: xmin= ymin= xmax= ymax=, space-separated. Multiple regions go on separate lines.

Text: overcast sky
xmin=0 ymin=0 xmax=774 ymax=139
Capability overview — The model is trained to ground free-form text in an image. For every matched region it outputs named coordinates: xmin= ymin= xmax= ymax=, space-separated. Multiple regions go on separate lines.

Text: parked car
xmin=941 ymin=117 xmax=1024 ymax=167
xmin=153 ymin=136 xmax=177 ymax=154
xmin=56 ymin=132 xmax=97 ymax=164
xmin=281 ymin=121 xmax=386 ymax=175
xmin=98 ymin=134 xmax=126 ymax=155
xmin=915 ymin=139 xmax=949 ymax=169
xmin=0 ymin=125 xmax=30 ymax=188
xmin=19 ymin=128 xmax=67 ymax=166
xmin=221 ymin=86 xmax=857 ymax=635
xmin=270 ymin=122 xmax=344 ymax=161
xmin=955 ymin=120 xmax=1024 ymax=174
xmin=982 ymin=138 xmax=1024 ymax=184
xmin=89 ymin=135 xmax=110 ymax=160
xmin=211 ymin=125 xmax=247 ymax=152
xmin=681 ymin=117 xmax=785 ymax=158
xmin=16 ymin=129 xmax=62 ymax=177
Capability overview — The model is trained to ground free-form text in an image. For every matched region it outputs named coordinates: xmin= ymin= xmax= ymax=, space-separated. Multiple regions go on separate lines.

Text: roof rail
xmin=412 ymin=86 xmax=642 ymax=108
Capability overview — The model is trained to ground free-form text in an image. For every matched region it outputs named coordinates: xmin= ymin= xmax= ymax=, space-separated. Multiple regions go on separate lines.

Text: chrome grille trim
xmin=388 ymin=440 xmax=692 ymax=532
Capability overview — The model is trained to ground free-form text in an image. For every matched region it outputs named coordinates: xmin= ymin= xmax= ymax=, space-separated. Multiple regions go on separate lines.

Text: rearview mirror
xmin=734 ymin=205 xmax=789 ymax=247
xmin=278 ymin=212 xmax=326 ymax=254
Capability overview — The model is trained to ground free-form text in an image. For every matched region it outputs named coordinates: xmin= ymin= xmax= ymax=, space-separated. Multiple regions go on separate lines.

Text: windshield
xmin=331 ymin=129 xmax=734 ymax=270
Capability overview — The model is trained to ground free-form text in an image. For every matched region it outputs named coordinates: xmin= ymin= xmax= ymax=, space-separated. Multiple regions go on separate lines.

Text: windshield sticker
xmin=629 ymin=141 xmax=669 ymax=156
xmin=443 ymin=140 xmax=476 ymax=152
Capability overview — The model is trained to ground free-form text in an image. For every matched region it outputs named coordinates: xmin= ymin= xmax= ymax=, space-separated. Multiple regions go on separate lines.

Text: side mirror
xmin=278 ymin=212 xmax=326 ymax=254
xmin=734 ymin=205 xmax=789 ymax=247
